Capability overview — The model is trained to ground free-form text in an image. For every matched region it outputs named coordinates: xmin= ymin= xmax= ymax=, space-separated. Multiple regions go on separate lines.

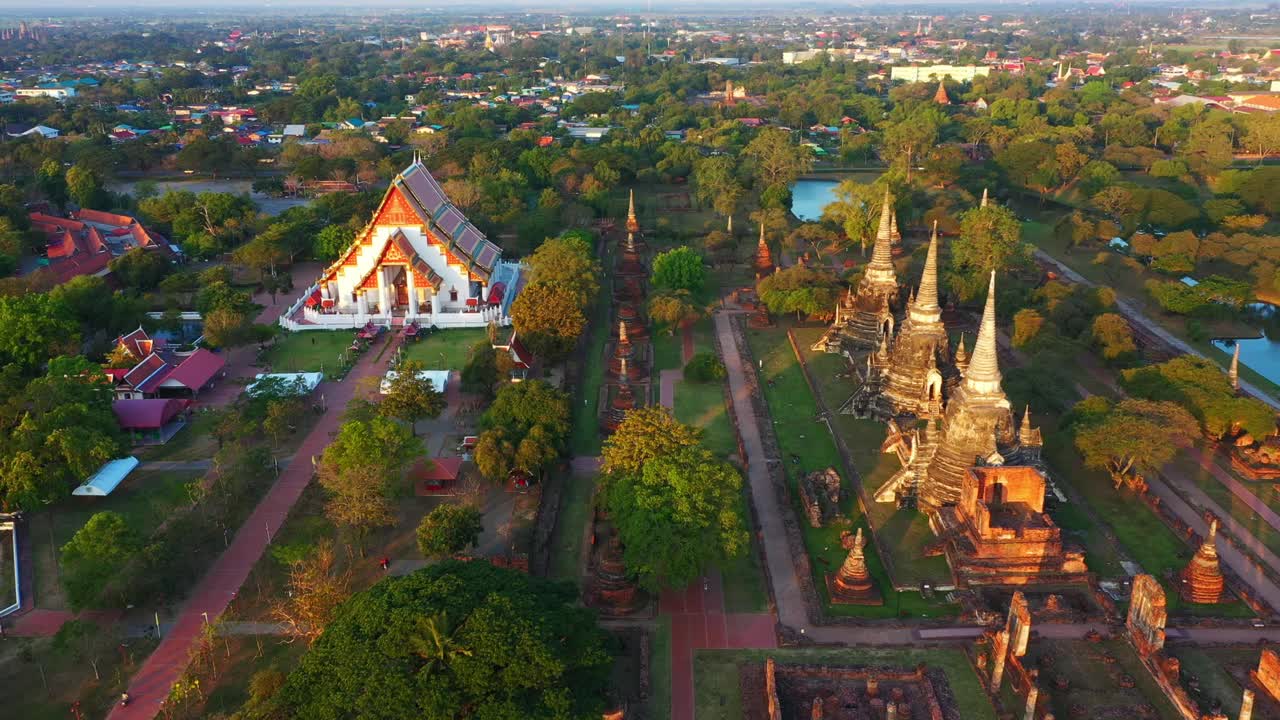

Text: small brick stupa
xmin=602 ymin=358 xmax=637 ymax=433
xmin=754 ymin=223 xmax=774 ymax=278
xmin=617 ymin=233 xmax=645 ymax=277
xmin=1181 ymin=518 xmax=1225 ymax=604
xmin=828 ymin=528 xmax=883 ymax=605
xmin=934 ymin=80 xmax=950 ymax=105
xmin=609 ymin=321 xmax=643 ymax=381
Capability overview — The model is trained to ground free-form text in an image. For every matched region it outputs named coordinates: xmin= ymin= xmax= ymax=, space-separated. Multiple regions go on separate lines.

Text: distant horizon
xmin=0 ymin=0 xmax=1270 ymax=16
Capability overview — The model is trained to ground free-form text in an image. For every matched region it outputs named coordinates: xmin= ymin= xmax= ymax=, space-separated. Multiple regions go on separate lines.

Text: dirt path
xmin=108 ymin=334 xmax=400 ymax=720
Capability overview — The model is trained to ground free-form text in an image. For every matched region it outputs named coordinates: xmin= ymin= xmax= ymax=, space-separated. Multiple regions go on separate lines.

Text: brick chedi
xmin=1180 ymin=518 xmax=1225 ymax=604
xmin=935 ymin=466 xmax=1089 ymax=587
xmin=827 ymin=528 xmax=883 ymax=605
xmin=616 ymin=233 xmax=645 ymax=277
xmin=602 ymin=358 xmax=637 ymax=433
xmin=812 ymin=189 xmax=900 ymax=353
xmin=754 ymin=222 xmax=774 ymax=278
xmin=608 ymin=320 xmax=644 ymax=382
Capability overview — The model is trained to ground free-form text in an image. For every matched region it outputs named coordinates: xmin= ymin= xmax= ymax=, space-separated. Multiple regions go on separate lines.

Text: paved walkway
xmin=660 ymin=572 xmax=775 ymax=720
xmin=1035 ymin=249 xmax=1280 ymax=412
xmin=712 ymin=312 xmax=808 ymax=632
xmin=108 ymin=333 xmax=400 ymax=720
xmin=659 ymin=369 xmax=680 ymax=410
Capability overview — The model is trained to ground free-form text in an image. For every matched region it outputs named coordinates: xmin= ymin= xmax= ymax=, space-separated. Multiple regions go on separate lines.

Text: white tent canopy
xmin=73 ymin=457 xmax=139 ymax=497
xmin=380 ymin=369 xmax=450 ymax=394
xmin=247 ymin=372 xmax=324 ymax=397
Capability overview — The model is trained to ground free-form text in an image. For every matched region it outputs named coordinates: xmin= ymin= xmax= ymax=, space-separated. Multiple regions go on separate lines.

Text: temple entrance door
xmin=391 ymin=266 xmax=408 ymax=310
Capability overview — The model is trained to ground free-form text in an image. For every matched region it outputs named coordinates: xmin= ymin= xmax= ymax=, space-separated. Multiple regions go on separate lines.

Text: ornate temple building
xmin=875 ymin=272 xmax=1042 ymax=513
xmin=812 ymin=190 xmax=900 ymax=353
xmin=284 ymin=158 xmax=524 ymax=330
xmin=844 ymin=222 xmax=960 ymax=419
xmin=935 ymin=466 xmax=1088 ymax=587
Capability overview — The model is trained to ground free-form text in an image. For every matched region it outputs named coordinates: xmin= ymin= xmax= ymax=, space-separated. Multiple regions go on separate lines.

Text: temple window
xmin=450 ymin=287 xmax=458 ymax=302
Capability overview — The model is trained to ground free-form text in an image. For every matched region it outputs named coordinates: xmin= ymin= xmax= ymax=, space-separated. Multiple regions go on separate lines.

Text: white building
xmin=16 ymin=86 xmax=76 ymax=100
xmin=890 ymin=65 xmax=991 ymax=83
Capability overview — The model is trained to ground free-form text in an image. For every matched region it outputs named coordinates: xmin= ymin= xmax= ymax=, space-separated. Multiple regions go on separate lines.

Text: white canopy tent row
xmin=73 ymin=456 xmax=140 ymax=497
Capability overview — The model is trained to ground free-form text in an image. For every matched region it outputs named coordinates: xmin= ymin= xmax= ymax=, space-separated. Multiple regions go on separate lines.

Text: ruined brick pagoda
xmin=812 ymin=189 xmax=900 ymax=353
xmin=827 ymin=528 xmax=883 ymax=605
xmin=934 ymin=466 xmax=1088 ymax=587
xmin=1180 ymin=518 xmax=1225 ymax=604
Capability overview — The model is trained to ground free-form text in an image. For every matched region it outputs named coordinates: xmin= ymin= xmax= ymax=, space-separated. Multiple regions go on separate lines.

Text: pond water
xmin=789 ymin=179 xmax=839 ymax=222
xmin=1212 ymin=336 xmax=1280 ymax=388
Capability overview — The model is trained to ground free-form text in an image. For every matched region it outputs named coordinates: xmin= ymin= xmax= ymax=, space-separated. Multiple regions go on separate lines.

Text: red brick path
xmin=660 ymin=573 xmax=775 ymax=720
xmin=108 ymin=333 xmax=399 ymax=720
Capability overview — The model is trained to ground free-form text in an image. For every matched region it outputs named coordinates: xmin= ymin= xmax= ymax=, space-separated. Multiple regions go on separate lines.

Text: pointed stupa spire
xmin=916 ymin=221 xmax=941 ymax=313
xmin=890 ymin=210 xmax=901 ymax=244
xmin=618 ymin=319 xmax=630 ymax=345
xmin=980 ymin=187 xmax=989 ymax=208
xmin=1229 ymin=343 xmax=1240 ymax=391
xmin=626 ymin=189 xmax=639 ymax=234
xmin=860 ymin=189 xmax=898 ymax=292
xmin=955 ymin=333 xmax=968 ymax=367
xmin=624 ymin=232 xmax=636 ymax=254
xmin=933 ymin=80 xmax=950 ymax=105
xmin=963 ymin=271 xmax=1003 ymax=396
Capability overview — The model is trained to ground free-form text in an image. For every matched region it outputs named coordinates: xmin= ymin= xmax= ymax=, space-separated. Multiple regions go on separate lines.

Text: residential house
xmin=104 ymin=328 xmax=226 ymax=400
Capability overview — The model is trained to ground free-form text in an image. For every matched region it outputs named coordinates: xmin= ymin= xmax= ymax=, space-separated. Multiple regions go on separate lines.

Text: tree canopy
xmin=268 ymin=561 xmax=613 ymax=720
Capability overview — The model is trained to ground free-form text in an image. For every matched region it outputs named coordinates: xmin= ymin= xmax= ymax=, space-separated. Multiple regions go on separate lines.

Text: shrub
xmin=683 ymin=352 xmax=726 ymax=383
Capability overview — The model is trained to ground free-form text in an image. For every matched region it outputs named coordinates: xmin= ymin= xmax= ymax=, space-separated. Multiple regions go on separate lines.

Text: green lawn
xmin=0 ymin=635 xmax=159 ymax=720
xmin=673 ymin=379 xmax=736 ymax=459
xmin=401 ymin=327 xmax=489 ymax=370
xmin=693 ymin=647 xmax=993 ymax=720
xmin=792 ymin=327 xmax=955 ymax=589
xmin=263 ymin=330 xmax=358 ymax=375
xmin=570 ymin=281 xmax=611 ymax=458
xmin=650 ymin=616 xmax=672 ymax=720
xmin=651 ymin=330 xmax=683 ymax=374
xmin=1020 ymin=639 xmax=1182 ymax=720
xmin=720 ymin=490 xmax=769 ymax=614
xmin=1170 ymin=452 xmax=1280 ymax=559
xmin=1167 ymin=645 xmax=1250 ymax=718
xmin=745 ymin=323 xmax=956 ymax=618
xmin=548 ymin=473 xmax=596 ymax=582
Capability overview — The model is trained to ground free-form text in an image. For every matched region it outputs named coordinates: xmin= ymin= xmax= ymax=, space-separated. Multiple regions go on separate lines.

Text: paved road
xmin=1035 ymin=249 xmax=1280 ymax=412
xmin=109 ymin=334 xmax=401 ymax=720
xmin=659 ymin=369 xmax=680 ymax=410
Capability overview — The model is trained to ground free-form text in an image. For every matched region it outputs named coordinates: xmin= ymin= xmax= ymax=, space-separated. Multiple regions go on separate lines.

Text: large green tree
xmin=650 ymin=246 xmax=706 ymax=293
xmin=1070 ymin=397 xmax=1198 ymax=489
xmin=416 ymin=504 xmax=484 ymax=559
xmin=756 ymin=264 xmax=839 ymax=320
xmin=509 ymin=281 xmax=587 ymax=362
xmin=60 ymin=511 xmax=141 ymax=610
xmin=743 ymin=127 xmax=813 ymax=190
xmin=604 ymin=446 xmax=748 ymax=590
xmin=268 ymin=561 xmax=612 ymax=719
xmin=474 ymin=380 xmax=569 ymax=481
xmin=381 ymin=360 xmax=446 ymax=436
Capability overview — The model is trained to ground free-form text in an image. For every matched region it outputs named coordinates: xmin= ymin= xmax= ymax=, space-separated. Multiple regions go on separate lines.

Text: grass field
xmin=548 ymin=473 xmax=596 ymax=581
xmin=1042 ymin=432 xmax=1255 ymax=618
xmin=1021 ymin=639 xmax=1182 ymax=720
xmin=693 ymin=647 xmax=993 ymax=720
xmin=30 ymin=469 xmax=205 ymax=609
xmin=263 ymin=330 xmax=358 ymax=375
xmin=745 ymin=322 xmax=956 ymax=618
xmin=650 ymin=616 xmax=672 ymax=720
xmin=401 ymin=327 xmax=489 ymax=370
xmin=674 ymin=379 xmax=737 ymax=459
xmin=720 ymin=490 xmax=770 ymax=614
xmin=1167 ymin=644 xmax=1251 ymax=718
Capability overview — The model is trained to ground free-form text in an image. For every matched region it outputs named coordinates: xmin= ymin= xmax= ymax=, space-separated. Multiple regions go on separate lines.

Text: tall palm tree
xmin=409 ymin=611 xmax=472 ymax=672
